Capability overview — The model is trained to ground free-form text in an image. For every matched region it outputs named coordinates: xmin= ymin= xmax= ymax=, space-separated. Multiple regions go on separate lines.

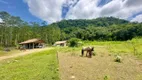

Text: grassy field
xmin=0 ymin=38 xmax=142 ymax=80
xmin=57 ymin=38 xmax=142 ymax=80
xmin=83 ymin=37 xmax=142 ymax=59
xmin=0 ymin=49 xmax=59 ymax=80
xmin=0 ymin=49 xmax=21 ymax=57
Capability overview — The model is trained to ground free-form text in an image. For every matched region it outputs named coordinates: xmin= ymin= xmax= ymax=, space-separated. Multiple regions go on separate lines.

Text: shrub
xmin=68 ymin=38 xmax=81 ymax=47
xmin=104 ymin=75 xmax=110 ymax=80
xmin=115 ymin=55 xmax=122 ymax=63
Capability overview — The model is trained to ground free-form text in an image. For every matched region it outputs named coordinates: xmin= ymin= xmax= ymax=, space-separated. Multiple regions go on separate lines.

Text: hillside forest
xmin=0 ymin=11 xmax=142 ymax=47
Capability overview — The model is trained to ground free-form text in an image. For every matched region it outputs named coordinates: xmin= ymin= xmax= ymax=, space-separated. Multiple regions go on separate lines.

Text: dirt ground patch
xmin=0 ymin=47 xmax=52 ymax=61
xmin=58 ymin=47 xmax=142 ymax=80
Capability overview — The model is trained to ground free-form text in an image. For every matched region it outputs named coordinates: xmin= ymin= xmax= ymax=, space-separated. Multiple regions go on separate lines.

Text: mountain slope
xmin=51 ymin=17 xmax=129 ymax=29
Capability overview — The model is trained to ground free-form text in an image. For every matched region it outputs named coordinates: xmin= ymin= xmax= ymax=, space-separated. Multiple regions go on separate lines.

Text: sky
xmin=0 ymin=0 xmax=142 ymax=24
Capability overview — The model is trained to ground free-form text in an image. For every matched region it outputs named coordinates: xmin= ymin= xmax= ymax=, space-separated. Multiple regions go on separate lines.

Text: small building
xmin=54 ymin=41 xmax=67 ymax=47
xmin=19 ymin=38 xmax=45 ymax=49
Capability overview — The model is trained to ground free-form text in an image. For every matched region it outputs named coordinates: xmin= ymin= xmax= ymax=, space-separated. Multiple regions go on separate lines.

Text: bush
xmin=104 ymin=75 xmax=110 ymax=80
xmin=68 ymin=38 xmax=81 ymax=47
xmin=115 ymin=55 xmax=122 ymax=63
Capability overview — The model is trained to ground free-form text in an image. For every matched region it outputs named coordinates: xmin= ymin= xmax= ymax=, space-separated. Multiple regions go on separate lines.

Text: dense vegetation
xmin=54 ymin=18 xmax=142 ymax=41
xmin=0 ymin=11 xmax=142 ymax=47
xmin=0 ymin=11 xmax=60 ymax=47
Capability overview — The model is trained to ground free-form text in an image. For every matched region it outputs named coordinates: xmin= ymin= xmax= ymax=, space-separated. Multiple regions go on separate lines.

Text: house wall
xmin=22 ymin=43 xmax=45 ymax=49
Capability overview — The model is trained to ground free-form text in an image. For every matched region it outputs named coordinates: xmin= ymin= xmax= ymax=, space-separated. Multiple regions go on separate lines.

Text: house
xmin=19 ymin=38 xmax=45 ymax=49
xmin=54 ymin=41 xmax=67 ymax=47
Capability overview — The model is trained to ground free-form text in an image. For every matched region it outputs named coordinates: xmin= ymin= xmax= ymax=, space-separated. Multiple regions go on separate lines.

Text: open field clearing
xmin=0 ymin=49 xmax=59 ymax=80
xmin=58 ymin=38 xmax=142 ymax=80
xmin=0 ymin=38 xmax=142 ymax=80
xmin=58 ymin=47 xmax=142 ymax=80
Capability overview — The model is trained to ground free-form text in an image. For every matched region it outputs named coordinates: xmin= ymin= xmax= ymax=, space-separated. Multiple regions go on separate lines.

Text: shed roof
xmin=19 ymin=38 xmax=44 ymax=45
xmin=55 ymin=41 xmax=67 ymax=45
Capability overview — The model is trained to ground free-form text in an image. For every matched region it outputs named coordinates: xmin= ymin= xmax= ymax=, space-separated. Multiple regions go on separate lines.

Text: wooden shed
xmin=19 ymin=39 xmax=45 ymax=49
xmin=54 ymin=41 xmax=67 ymax=47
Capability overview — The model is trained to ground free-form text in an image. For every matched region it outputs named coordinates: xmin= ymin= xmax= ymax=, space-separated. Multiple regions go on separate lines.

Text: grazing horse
xmin=81 ymin=47 xmax=94 ymax=58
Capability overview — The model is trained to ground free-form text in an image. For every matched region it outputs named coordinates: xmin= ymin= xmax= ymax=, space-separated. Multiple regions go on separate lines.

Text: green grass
xmin=0 ymin=38 xmax=142 ymax=80
xmin=83 ymin=38 xmax=142 ymax=59
xmin=0 ymin=50 xmax=21 ymax=57
xmin=58 ymin=38 xmax=142 ymax=59
xmin=0 ymin=49 xmax=59 ymax=80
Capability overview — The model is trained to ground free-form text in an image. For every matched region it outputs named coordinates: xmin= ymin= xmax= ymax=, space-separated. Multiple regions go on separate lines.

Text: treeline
xmin=0 ymin=11 xmax=142 ymax=47
xmin=52 ymin=17 xmax=129 ymax=29
xmin=60 ymin=23 xmax=142 ymax=41
xmin=0 ymin=11 xmax=61 ymax=47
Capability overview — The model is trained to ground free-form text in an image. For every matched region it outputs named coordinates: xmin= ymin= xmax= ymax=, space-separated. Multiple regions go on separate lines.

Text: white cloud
xmin=66 ymin=0 xmax=100 ymax=19
xmin=0 ymin=18 xmax=3 ymax=23
xmin=66 ymin=0 xmax=142 ymax=20
xmin=131 ymin=14 xmax=142 ymax=23
xmin=63 ymin=0 xmax=79 ymax=8
xmin=0 ymin=0 xmax=8 ymax=4
xmin=25 ymin=0 xmax=65 ymax=23
xmin=99 ymin=0 xmax=122 ymax=16
xmin=25 ymin=0 xmax=142 ymax=23
xmin=124 ymin=0 xmax=142 ymax=7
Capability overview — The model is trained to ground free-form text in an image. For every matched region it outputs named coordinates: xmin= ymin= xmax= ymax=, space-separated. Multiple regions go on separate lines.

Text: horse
xmin=81 ymin=46 xmax=94 ymax=58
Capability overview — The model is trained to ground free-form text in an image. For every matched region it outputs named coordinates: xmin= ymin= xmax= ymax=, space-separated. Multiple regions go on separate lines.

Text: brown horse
xmin=81 ymin=47 xmax=94 ymax=58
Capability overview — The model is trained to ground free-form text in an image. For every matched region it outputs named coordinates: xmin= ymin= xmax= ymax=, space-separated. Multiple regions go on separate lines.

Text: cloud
xmin=0 ymin=0 xmax=8 ymax=4
xmin=0 ymin=18 xmax=3 ymax=23
xmin=25 ymin=0 xmax=142 ymax=23
xmin=131 ymin=14 xmax=142 ymax=23
xmin=65 ymin=0 xmax=100 ymax=19
xmin=99 ymin=0 xmax=122 ymax=16
xmin=124 ymin=0 xmax=142 ymax=7
xmin=62 ymin=0 xmax=79 ymax=18
xmin=25 ymin=0 xmax=65 ymax=23
xmin=66 ymin=0 xmax=142 ymax=20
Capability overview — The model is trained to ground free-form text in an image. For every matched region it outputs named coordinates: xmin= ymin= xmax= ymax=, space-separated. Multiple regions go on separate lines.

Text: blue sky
xmin=0 ymin=0 xmax=43 ymax=23
xmin=0 ymin=0 xmax=142 ymax=23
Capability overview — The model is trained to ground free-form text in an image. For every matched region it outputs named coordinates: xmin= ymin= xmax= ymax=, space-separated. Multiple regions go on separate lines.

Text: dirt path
xmin=58 ymin=47 xmax=142 ymax=80
xmin=0 ymin=47 xmax=52 ymax=61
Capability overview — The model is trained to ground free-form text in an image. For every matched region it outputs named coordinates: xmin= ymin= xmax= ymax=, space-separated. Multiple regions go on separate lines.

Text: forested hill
xmin=51 ymin=17 xmax=129 ymax=29
xmin=49 ymin=17 xmax=142 ymax=41
xmin=48 ymin=17 xmax=142 ymax=41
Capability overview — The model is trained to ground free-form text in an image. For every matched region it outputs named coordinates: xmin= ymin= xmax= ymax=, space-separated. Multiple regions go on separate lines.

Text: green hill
xmin=51 ymin=17 xmax=129 ymax=29
xmin=48 ymin=17 xmax=141 ymax=41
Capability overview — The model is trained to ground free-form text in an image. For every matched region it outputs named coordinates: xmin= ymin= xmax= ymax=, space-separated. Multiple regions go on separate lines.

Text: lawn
xmin=0 ymin=49 xmax=59 ymax=80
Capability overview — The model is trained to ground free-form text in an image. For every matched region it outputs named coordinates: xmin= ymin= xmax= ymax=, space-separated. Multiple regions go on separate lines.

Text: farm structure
xmin=19 ymin=39 xmax=45 ymax=49
xmin=54 ymin=41 xmax=67 ymax=47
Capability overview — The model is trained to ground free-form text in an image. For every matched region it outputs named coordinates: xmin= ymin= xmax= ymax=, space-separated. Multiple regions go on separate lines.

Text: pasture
xmin=58 ymin=38 xmax=142 ymax=80
xmin=0 ymin=49 xmax=59 ymax=80
xmin=0 ymin=38 xmax=142 ymax=80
